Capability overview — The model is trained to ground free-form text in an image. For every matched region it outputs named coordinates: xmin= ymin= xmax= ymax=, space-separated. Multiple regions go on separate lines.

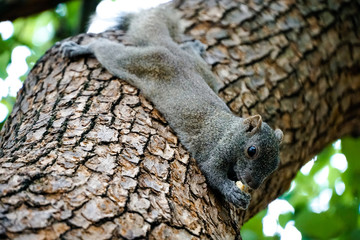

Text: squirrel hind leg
xmin=180 ymin=40 xmax=224 ymax=94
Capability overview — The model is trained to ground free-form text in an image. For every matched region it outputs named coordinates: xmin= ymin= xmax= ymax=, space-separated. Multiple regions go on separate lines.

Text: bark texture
xmin=0 ymin=0 xmax=360 ymax=239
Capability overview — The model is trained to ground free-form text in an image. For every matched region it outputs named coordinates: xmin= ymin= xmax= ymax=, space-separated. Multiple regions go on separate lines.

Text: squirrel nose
xmin=243 ymin=173 xmax=260 ymax=189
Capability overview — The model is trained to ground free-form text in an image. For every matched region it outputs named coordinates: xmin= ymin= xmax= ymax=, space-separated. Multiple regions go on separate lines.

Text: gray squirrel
xmin=60 ymin=7 xmax=283 ymax=210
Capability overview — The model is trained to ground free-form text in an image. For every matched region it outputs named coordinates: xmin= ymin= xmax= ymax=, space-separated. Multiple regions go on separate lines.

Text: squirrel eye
xmin=247 ymin=146 xmax=257 ymax=157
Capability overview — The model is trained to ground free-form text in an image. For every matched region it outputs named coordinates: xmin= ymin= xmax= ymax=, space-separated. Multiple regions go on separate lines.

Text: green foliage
xmin=0 ymin=96 xmax=16 ymax=113
xmin=242 ymin=210 xmax=279 ymax=240
xmin=342 ymin=138 xmax=360 ymax=199
xmin=242 ymin=138 xmax=360 ymax=239
xmin=0 ymin=0 xmax=81 ymax=128
xmin=0 ymin=36 xmax=11 ymax=79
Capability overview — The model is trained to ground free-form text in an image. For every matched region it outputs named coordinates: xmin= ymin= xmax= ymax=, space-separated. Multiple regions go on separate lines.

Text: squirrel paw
xmin=224 ymin=183 xmax=251 ymax=210
xmin=60 ymin=41 xmax=91 ymax=58
xmin=180 ymin=40 xmax=206 ymax=56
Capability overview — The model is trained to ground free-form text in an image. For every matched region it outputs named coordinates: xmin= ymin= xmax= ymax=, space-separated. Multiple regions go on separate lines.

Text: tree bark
xmin=0 ymin=0 xmax=359 ymax=239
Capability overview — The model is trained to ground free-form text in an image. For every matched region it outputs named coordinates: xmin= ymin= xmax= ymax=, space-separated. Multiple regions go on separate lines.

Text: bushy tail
xmin=124 ymin=7 xmax=181 ymax=46
xmin=87 ymin=1 xmax=180 ymax=45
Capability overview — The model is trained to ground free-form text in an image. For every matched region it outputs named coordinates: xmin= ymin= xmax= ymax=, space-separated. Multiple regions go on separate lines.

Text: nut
xmin=236 ymin=181 xmax=248 ymax=193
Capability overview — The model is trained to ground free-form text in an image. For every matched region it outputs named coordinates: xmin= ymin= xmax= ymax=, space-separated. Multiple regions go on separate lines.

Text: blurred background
xmin=0 ymin=1 xmax=359 ymax=239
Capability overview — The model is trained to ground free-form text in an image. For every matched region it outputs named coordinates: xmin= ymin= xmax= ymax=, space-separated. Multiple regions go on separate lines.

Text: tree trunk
xmin=1 ymin=0 xmax=359 ymax=239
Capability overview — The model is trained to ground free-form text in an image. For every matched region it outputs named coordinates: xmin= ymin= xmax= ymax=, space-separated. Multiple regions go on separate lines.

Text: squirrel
xmin=60 ymin=6 xmax=283 ymax=210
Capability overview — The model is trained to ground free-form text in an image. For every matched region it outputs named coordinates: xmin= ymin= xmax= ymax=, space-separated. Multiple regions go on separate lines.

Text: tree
xmin=0 ymin=0 xmax=359 ymax=239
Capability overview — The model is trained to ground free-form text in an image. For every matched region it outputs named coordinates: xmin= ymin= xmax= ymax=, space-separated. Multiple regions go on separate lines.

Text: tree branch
xmin=0 ymin=0 xmax=359 ymax=238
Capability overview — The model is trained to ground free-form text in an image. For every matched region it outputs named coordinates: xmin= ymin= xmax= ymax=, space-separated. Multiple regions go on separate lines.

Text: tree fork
xmin=0 ymin=0 xmax=360 ymax=239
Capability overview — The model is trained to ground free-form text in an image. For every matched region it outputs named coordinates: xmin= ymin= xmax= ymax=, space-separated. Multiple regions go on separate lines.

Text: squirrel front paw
xmin=60 ymin=41 xmax=91 ymax=58
xmin=180 ymin=40 xmax=206 ymax=56
xmin=223 ymin=183 xmax=251 ymax=210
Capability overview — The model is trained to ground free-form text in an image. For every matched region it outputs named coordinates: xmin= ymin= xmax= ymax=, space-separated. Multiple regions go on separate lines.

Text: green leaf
xmin=295 ymin=210 xmax=344 ymax=239
xmin=341 ymin=137 xmax=360 ymax=199
xmin=309 ymin=144 xmax=335 ymax=177
xmin=1 ymin=96 xmax=16 ymax=113
xmin=242 ymin=209 xmax=267 ymax=235
xmin=241 ymin=209 xmax=283 ymax=239
xmin=341 ymin=137 xmax=360 ymax=173
xmin=279 ymin=212 xmax=294 ymax=228
xmin=0 ymin=50 xmax=10 ymax=79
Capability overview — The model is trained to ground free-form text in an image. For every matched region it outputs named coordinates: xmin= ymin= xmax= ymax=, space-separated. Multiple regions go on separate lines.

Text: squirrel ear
xmin=244 ymin=115 xmax=262 ymax=135
xmin=274 ymin=129 xmax=283 ymax=144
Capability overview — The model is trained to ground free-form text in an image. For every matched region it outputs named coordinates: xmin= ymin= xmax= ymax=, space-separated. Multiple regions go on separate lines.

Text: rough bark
xmin=0 ymin=0 xmax=359 ymax=239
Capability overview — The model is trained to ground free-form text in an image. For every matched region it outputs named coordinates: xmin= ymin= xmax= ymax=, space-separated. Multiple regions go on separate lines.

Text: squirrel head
xmin=228 ymin=115 xmax=283 ymax=190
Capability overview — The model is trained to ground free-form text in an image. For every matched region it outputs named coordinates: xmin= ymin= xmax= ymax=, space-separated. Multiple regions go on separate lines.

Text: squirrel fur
xmin=60 ymin=7 xmax=283 ymax=210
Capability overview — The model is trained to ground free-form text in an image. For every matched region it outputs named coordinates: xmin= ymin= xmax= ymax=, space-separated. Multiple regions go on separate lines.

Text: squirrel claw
xmin=225 ymin=184 xmax=251 ymax=210
xmin=60 ymin=41 xmax=91 ymax=58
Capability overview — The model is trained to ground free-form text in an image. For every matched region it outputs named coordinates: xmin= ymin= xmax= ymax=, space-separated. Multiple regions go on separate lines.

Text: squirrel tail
xmin=87 ymin=1 xmax=178 ymax=36
xmin=124 ymin=7 xmax=181 ymax=46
